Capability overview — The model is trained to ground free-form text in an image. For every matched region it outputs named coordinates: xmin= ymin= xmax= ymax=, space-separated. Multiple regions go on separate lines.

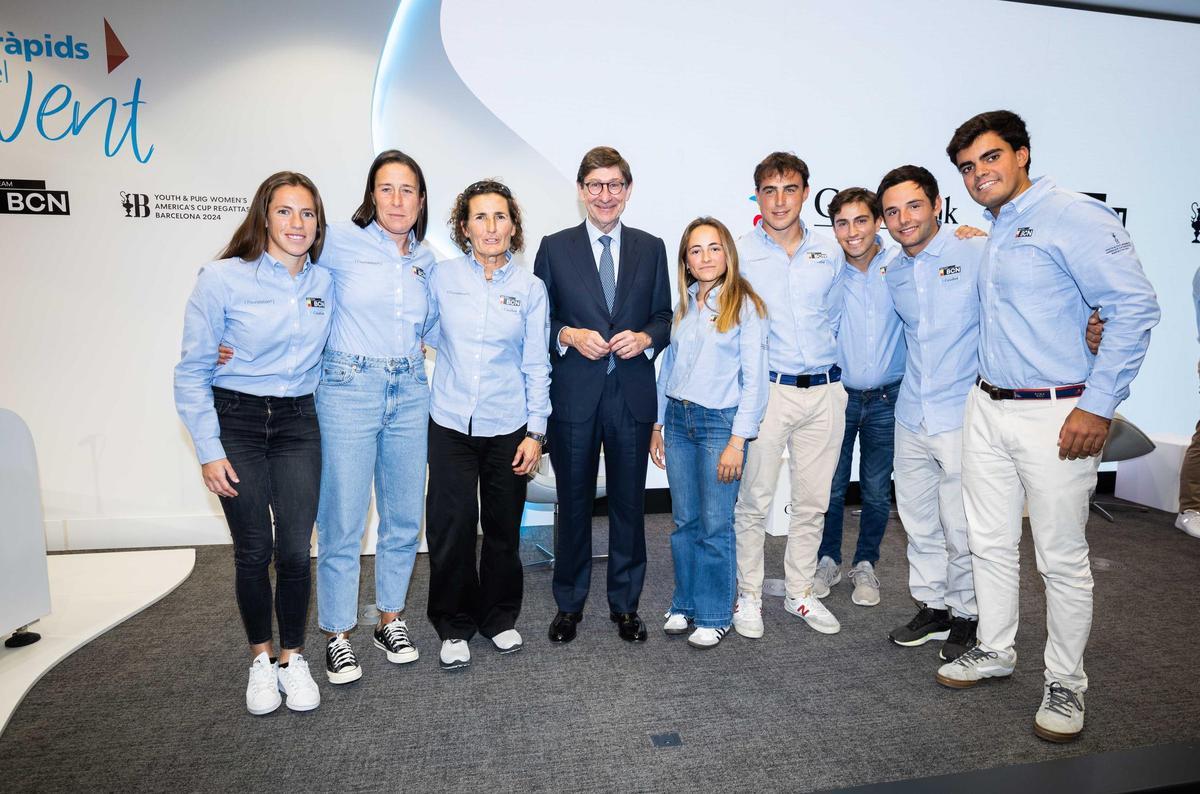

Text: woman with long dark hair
xmin=649 ymin=216 xmax=768 ymax=649
xmin=424 ymin=180 xmax=550 ymax=670
xmin=175 ymin=171 xmax=331 ymax=714
xmin=312 ymin=151 xmax=438 ymax=683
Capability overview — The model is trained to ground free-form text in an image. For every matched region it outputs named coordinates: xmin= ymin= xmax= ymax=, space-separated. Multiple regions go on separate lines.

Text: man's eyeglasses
xmin=583 ymin=180 xmax=627 ymax=196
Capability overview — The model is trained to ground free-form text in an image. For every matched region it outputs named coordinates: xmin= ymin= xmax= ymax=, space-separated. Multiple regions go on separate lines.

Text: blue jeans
xmin=664 ymin=399 xmax=739 ymax=629
xmin=315 ymin=350 xmax=429 ymax=634
xmin=819 ymin=381 xmax=900 ymax=566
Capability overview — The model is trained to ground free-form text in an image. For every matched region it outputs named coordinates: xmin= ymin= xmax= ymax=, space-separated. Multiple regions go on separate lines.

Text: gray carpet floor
xmin=2 ymin=501 xmax=1198 ymax=792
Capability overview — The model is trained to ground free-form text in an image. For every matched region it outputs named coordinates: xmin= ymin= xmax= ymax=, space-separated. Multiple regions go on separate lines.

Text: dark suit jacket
xmin=533 ymin=222 xmax=672 ymax=423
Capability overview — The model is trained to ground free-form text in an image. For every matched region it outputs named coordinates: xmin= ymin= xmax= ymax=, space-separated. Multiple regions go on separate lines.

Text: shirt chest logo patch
xmin=246 ymin=298 xmax=274 ymax=305
xmin=938 ymin=265 xmax=961 ymax=277
xmin=411 ymin=265 xmax=426 ymax=279
xmin=305 ymin=297 xmax=325 ymax=309
xmin=1015 ymin=227 xmax=1034 ymax=238
xmin=806 ymin=251 xmax=828 ymax=261
xmin=878 ymin=264 xmax=888 ymax=275
xmin=500 ymin=295 xmax=521 ymax=307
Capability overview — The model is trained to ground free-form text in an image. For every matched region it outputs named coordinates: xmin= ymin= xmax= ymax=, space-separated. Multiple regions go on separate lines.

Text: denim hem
xmin=668 ymin=606 xmax=694 ymax=618
xmin=693 ymin=616 xmax=732 ymax=629
xmin=376 ymin=604 xmax=407 ymax=614
xmin=318 ymin=623 xmax=358 ymax=635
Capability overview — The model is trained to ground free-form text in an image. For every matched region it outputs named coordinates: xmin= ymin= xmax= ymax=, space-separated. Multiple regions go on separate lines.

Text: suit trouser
xmin=893 ymin=423 xmax=977 ymax=618
xmin=961 ymin=387 xmax=1098 ymax=691
xmin=734 ymin=381 xmax=846 ymax=600
xmin=1180 ymin=418 xmax=1200 ymax=513
xmin=550 ymin=373 xmax=652 ymax=614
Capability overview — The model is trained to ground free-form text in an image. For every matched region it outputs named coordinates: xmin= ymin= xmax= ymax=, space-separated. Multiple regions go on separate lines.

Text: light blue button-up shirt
xmin=887 ymin=224 xmax=985 ymax=435
xmin=837 ymin=239 xmax=906 ymax=390
xmin=978 ymin=177 xmax=1160 ymax=419
xmin=174 ymin=254 xmax=333 ymax=464
xmin=320 ymin=220 xmax=437 ymax=358
xmin=428 ymin=254 xmax=551 ymax=436
xmin=655 ymin=282 xmax=769 ymax=439
xmin=737 ymin=219 xmax=844 ymax=376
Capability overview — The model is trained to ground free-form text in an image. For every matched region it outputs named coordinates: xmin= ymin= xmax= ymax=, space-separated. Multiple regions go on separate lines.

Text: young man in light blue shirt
xmin=936 ymin=110 xmax=1160 ymax=744
xmin=732 ymin=152 xmax=847 ymax=638
xmin=814 ymin=188 xmax=904 ymax=609
xmin=877 ymin=166 xmax=985 ymax=664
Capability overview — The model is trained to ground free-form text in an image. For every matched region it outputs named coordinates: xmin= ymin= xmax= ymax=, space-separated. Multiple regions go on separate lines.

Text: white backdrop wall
xmin=2 ymin=0 xmax=1197 ymax=551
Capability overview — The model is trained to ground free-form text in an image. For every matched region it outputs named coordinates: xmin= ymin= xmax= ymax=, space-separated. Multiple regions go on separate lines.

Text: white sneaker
xmin=784 ymin=591 xmax=841 ymax=634
xmin=490 ymin=629 xmax=523 ymax=654
xmin=246 ymin=651 xmax=281 ymax=716
xmin=1177 ymin=510 xmax=1200 ymax=539
xmin=439 ymin=639 xmax=471 ymax=671
xmin=812 ymin=556 xmax=841 ymax=599
xmin=663 ymin=612 xmax=690 ymax=635
xmin=732 ymin=592 xmax=764 ymax=639
xmin=687 ymin=626 xmax=729 ymax=649
xmin=1034 ymin=681 xmax=1086 ymax=742
xmin=935 ymin=645 xmax=1017 ymax=688
xmin=276 ymin=654 xmax=320 ymax=712
xmin=848 ymin=561 xmax=880 ymax=607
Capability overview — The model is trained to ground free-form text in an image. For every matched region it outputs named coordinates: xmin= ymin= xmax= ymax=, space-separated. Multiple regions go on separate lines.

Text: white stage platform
xmin=0 ymin=549 xmax=195 ymax=736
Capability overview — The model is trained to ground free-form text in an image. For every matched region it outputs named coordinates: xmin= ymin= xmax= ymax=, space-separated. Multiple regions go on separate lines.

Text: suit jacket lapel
xmin=612 ymin=226 xmax=638 ymax=316
xmin=572 ymin=222 xmax=611 ymax=318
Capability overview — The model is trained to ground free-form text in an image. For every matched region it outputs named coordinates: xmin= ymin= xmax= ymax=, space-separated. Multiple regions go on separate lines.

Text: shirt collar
xmin=753 ymin=217 xmax=809 ymax=253
xmin=985 ymin=175 xmax=1054 ymax=222
xmin=369 ymin=220 xmax=419 ymax=252
xmin=261 ymin=251 xmax=310 ymax=275
xmin=585 ymin=218 xmax=622 ymax=248
xmin=688 ymin=280 xmax=723 ymax=310
xmin=899 ymin=223 xmax=950 ymax=263
xmin=469 ymin=251 xmax=514 ymax=281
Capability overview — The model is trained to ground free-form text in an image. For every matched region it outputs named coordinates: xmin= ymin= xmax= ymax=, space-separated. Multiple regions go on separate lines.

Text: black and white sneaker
xmin=939 ymin=616 xmax=979 ymax=661
xmin=889 ymin=604 xmax=952 ymax=647
xmin=373 ymin=618 xmax=419 ymax=664
xmin=325 ymin=633 xmax=363 ymax=684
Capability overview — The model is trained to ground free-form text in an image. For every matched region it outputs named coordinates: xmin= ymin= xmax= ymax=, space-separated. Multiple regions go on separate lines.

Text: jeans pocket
xmin=411 ymin=363 xmax=428 ymax=386
xmin=321 ymin=363 xmax=355 ymax=386
xmin=214 ymin=396 xmax=238 ymax=415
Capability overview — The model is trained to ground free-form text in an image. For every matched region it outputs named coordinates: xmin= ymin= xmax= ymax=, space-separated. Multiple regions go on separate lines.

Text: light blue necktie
xmin=599 ymin=235 xmax=616 ymax=373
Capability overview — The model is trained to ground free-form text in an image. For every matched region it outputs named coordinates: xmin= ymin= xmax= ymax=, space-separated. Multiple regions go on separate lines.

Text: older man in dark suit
xmin=534 ymin=146 xmax=672 ymax=643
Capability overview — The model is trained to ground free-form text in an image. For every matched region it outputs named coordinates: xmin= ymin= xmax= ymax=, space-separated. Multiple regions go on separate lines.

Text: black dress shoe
xmin=548 ymin=611 xmax=583 ymax=643
xmin=610 ymin=611 xmax=648 ymax=642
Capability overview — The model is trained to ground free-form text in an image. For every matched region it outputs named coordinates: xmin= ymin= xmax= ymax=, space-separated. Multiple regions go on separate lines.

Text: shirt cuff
xmin=527 ymin=415 xmax=548 ymax=435
xmin=1077 ymin=389 xmax=1118 ymax=420
xmin=556 ymin=328 xmax=570 ymax=357
xmin=644 ymin=347 xmax=654 ymax=359
xmin=196 ymin=438 xmax=227 ymax=465
xmin=731 ymin=417 xmax=758 ymax=441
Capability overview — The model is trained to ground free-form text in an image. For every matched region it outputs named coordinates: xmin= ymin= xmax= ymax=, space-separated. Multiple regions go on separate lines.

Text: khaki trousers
xmin=734 ymin=381 xmax=847 ymax=600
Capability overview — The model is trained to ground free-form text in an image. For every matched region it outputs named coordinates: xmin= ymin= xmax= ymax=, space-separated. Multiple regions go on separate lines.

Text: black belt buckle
xmin=794 ymin=374 xmax=813 ymax=388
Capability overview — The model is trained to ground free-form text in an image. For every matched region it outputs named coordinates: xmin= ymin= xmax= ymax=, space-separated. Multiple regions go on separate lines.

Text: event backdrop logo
xmin=748 ymin=188 xmax=963 ymax=228
xmin=0 ymin=18 xmax=153 ymax=163
xmin=1191 ymin=202 xmax=1199 ymax=244
xmin=0 ymin=178 xmax=70 ymax=215
xmin=1081 ymin=192 xmax=1127 ymax=226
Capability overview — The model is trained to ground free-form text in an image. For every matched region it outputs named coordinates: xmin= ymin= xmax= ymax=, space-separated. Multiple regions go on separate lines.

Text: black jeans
xmin=214 ymin=387 xmax=321 ymax=649
xmin=425 ymin=419 xmax=526 ymax=641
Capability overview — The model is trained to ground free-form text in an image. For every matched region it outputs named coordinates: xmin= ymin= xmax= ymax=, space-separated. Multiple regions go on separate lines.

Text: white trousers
xmin=893 ymin=423 xmax=977 ymax=618
xmin=961 ymin=387 xmax=1099 ymax=691
xmin=734 ymin=381 xmax=847 ymax=599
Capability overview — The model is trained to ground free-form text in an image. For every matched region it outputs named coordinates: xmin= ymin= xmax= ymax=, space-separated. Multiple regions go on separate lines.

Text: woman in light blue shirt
xmin=424 ymin=180 xmax=550 ymax=670
xmin=649 ymin=217 xmax=769 ymax=650
xmin=174 ymin=171 xmax=331 ymax=715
